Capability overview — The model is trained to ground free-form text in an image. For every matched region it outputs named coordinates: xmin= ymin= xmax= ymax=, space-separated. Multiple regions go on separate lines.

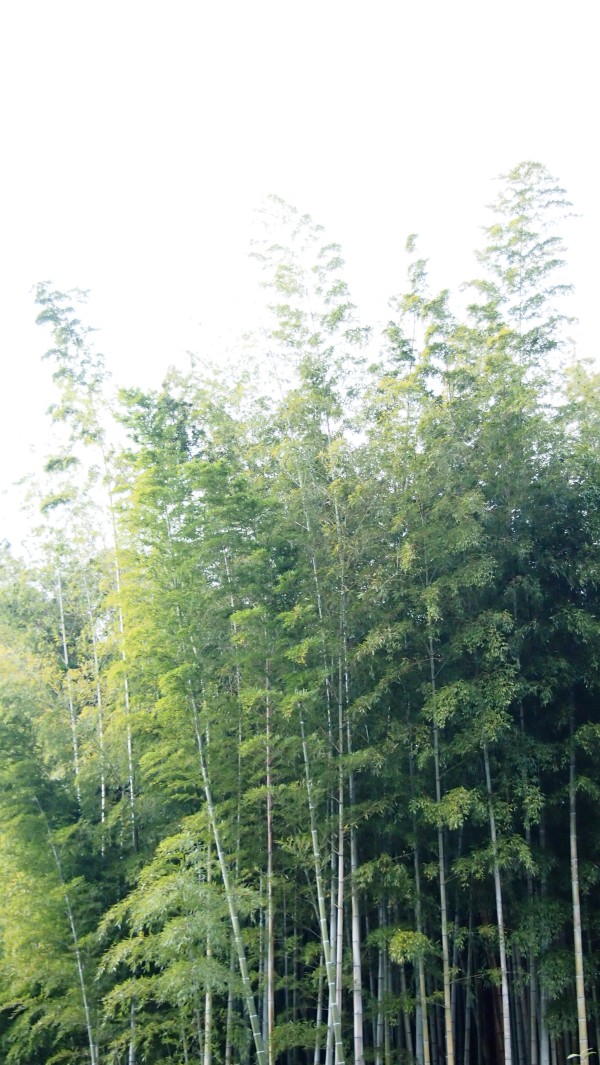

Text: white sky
xmin=1 ymin=0 xmax=598 ymax=548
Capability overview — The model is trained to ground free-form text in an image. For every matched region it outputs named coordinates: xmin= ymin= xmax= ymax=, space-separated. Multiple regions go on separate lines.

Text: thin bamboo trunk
xmin=293 ymin=899 xmax=299 ymax=1036
xmin=428 ymin=972 xmax=438 ymax=1065
xmin=512 ymin=950 xmax=525 ymax=1065
xmin=348 ymin=760 xmax=364 ymax=1065
xmin=365 ymin=913 xmax=377 ymax=1057
xmin=266 ymin=663 xmax=275 ymax=1065
xmin=383 ymin=938 xmax=392 ymax=1065
xmin=225 ymin=945 xmax=235 ymax=1065
xmin=115 ymin=579 xmax=136 ymax=849
xmin=483 ymin=741 xmax=513 ymax=1065
xmin=399 ymin=964 xmax=414 ymax=1059
xmin=416 ymin=1002 xmax=424 ymax=1065
xmin=332 ymin=458 xmax=351 ymax=1058
xmin=426 ymin=628 xmax=455 ymax=1065
xmin=284 ymin=900 xmax=292 ymax=1065
xmin=105 ymin=473 xmax=137 ymax=851
xmin=128 ymin=1001 xmax=136 ymax=1065
xmin=326 ymin=695 xmax=337 ymax=1065
xmin=284 ymin=418 xmax=348 ymax=1065
xmin=529 ymin=948 xmax=538 ymax=1065
xmin=463 ymin=907 xmax=474 ymax=1065
xmin=260 ymin=881 xmax=265 ymax=1041
xmin=423 ymin=525 xmax=454 ymax=1065
xmin=191 ymin=697 xmax=267 ymax=1065
xmin=539 ymin=989 xmax=550 ymax=1065
xmin=182 ymin=1019 xmax=190 ymax=1065
xmin=492 ymin=983 xmax=504 ymax=1065
xmin=81 ymin=572 xmax=106 ymax=845
xmin=518 ymin=696 xmax=537 ymax=1065
xmin=512 ymin=942 xmax=528 ymax=1065
xmin=474 ymin=977 xmax=483 ymax=1065
xmin=35 ymin=797 xmax=97 ymax=1065
xmin=587 ymin=925 xmax=600 ymax=1062
xmin=326 ymin=987 xmax=335 ymax=1065
xmin=410 ymin=735 xmax=431 ymax=1065
xmin=570 ymin=727 xmax=589 ymax=1065
xmin=300 ymin=712 xmax=345 ymax=1065
xmin=56 ymin=571 xmax=82 ymax=809
xmin=195 ymin=1005 xmax=204 ymax=1061
xmin=314 ymin=950 xmax=325 ymax=1065
xmin=335 ymin=681 xmax=344 ymax=1023
xmin=376 ymin=913 xmax=384 ymax=1065
xmin=204 ymin=842 xmax=213 ymax=1065
xmin=539 ymin=814 xmax=550 ymax=1065
xmin=451 ymin=828 xmax=463 ymax=1065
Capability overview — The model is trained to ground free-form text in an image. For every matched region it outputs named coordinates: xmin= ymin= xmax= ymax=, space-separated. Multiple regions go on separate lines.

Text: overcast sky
xmin=1 ymin=0 xmax=597 ymax=548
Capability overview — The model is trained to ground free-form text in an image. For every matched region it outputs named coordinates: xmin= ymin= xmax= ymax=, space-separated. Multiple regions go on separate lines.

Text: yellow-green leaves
xmin=390 ymin=929 xmax=432 ymax=965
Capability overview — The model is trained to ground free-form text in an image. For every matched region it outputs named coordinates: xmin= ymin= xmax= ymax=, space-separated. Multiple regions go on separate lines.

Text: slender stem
xmin=429 ymin=633 xmax=455 ymax=1065
xmin=34 ymin=797 xmax=97 ymax=1065
xmin=300 ymin=711 xmax=346 ymax=1065
xmin=570 ymin=718 xmax=589 ymax=1065
xmin=190 ymin=694 xmax=267 ymax=1065
xmin=56 ymin=570 xmax=82 ymax=809
xmin=484 ymin=741 xmax=513 ymax=1065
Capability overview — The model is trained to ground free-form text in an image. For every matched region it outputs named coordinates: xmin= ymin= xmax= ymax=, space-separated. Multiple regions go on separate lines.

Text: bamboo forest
xmin=2 ymin=162 xmax=600 ymax=1065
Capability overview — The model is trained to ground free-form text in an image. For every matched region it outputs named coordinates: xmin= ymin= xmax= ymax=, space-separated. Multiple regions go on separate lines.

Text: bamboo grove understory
xmin=1 ymin=163 xmax=600 ymax=1065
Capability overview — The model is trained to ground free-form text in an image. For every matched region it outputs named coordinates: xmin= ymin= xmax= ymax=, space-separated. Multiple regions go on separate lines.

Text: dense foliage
xmin=1 ymin=163 xmax=599 ymax=1065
